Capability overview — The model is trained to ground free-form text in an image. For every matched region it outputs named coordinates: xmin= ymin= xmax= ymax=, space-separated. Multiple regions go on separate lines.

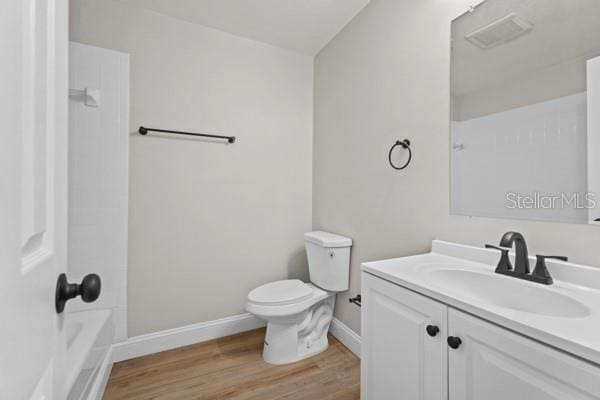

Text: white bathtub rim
xmin=66 ymin=309 xmax=112 ymax=395
xmin=84 ymin=346 xmax=113 ymax=400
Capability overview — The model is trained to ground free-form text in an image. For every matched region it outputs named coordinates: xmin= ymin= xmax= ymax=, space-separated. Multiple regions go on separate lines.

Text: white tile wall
xmin=451 ymin=92 xmax=588 ymax=224
xmin=67 ymin=42 xmax=129 ymax=343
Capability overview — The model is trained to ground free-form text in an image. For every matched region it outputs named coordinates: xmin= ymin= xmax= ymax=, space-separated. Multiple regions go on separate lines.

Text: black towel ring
xmin=388 ymin=139 xmax=412 ymax=170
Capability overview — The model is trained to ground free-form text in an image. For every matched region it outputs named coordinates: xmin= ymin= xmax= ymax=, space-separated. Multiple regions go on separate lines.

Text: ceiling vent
xmin=465 ymin=12 xmax=533 ymax=49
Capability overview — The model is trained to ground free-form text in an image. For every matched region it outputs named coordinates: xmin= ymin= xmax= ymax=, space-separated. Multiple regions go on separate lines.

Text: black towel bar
xmin=138 ymin=126 xmax=236 ymax=144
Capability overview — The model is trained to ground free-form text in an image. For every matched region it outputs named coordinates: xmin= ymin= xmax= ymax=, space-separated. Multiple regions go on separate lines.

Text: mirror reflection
xmin=451 ymin=0 xmax=600 ymax=224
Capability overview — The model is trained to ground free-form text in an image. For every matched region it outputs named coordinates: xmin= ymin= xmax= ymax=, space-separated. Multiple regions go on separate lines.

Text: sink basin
xmin=425 ymin=268 xmax=590 ymax=318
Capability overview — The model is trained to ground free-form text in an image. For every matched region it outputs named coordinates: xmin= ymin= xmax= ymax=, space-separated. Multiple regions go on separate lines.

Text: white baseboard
xmin=112 ymin=313 xmax=265 ymax=362
xmin=329 ymin=317 xmax=361 ymax=358
xmin=86 ymin=346 xmax=113 ymax=400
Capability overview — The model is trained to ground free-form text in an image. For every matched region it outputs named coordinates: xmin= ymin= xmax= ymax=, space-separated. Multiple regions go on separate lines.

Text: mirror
xmin=450 ymin=0 xmax=600 ymax=224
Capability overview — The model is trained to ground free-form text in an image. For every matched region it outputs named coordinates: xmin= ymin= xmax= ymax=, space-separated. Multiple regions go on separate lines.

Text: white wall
xmin=314 ymin=0 xmax=600 ymax=334
xmin=70 ymin=0 xmax=314 ymax=336
xmin=453 ymin=56 xmax=587 ymax=121
xmin=68 ymin=42 xmax=129 ymax=342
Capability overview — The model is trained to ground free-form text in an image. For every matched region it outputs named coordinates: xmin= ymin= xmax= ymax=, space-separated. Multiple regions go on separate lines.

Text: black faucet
xmin=499 ymin=232 xmax=530 ymax=274
xmin=486 ymin=232 xmax=568 ymax=285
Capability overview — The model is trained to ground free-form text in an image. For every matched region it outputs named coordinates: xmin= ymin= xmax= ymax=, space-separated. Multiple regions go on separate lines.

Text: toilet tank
xmin=304 ymin=231 xmax=353 ymax=292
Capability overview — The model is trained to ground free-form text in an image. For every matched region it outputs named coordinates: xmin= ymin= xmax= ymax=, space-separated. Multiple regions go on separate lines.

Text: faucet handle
xmin=485 ymin=244 xmax=513 ymax=273
xmin=536 ymin=255 xmax=568 ymax=263
xmin=531 ymin=255 xmax=568 ymax=285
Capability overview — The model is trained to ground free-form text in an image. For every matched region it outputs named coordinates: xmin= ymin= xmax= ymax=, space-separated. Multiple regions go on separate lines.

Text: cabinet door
xmin=449 ymin=308 xmax=600 ymax=400
xmin=361 ymin=272 xmax=448 ymax=400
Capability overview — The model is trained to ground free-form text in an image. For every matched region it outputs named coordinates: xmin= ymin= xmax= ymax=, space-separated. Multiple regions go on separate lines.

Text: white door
xmin=588 ymin=56 xmax=600 ymax=224
xmin=448 ymin=308 xmax=600 ymax=399
xmin=0 ymin=0 xmax=69 ymax=399
xmin=361 ymin=273 xmax=448 ymax=400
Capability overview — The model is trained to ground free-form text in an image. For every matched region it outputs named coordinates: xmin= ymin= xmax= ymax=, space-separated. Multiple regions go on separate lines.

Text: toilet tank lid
xmin=304 ymin=231 xmax=352 ymax=248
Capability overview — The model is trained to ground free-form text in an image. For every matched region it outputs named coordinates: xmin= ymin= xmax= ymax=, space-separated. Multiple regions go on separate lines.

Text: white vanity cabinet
xmin=449 ymin=308 xmax=600 ymax=400
xmin=361 ymin=273 xmax=448 ymax=400
xmin=361 ymin=271 xmax=600 ymax=400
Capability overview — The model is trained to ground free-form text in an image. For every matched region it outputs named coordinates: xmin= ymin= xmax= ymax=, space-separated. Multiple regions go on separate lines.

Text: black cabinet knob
xmin=55 ymin=273 xmax=101 ymax=314
xmin=426 ymin=325 xmax=440 ymax=337
xmin=447 ymin=336 xmax=462 ymax=349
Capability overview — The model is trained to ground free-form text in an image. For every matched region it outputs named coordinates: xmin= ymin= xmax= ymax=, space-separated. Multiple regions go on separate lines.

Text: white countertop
xmin=361 ymin=240 xmax=600 ymax=365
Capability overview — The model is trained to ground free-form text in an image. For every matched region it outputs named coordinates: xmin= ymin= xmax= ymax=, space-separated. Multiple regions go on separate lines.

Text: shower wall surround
xmin=451 ymin=93 xmax=588 ymax=223
xmin=68 ymin=42 xmax=129 ymax=342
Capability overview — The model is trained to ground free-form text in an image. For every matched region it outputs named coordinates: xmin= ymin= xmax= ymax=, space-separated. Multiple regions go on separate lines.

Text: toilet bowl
xmin=246 ymin=231 xmax=352 ymax=365
xmin=246 ymin=280 xmax=335 ymax=364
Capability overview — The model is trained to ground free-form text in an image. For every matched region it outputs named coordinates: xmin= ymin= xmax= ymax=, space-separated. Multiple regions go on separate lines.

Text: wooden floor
xmin=103 ymin=329 xmax=360 ymax=400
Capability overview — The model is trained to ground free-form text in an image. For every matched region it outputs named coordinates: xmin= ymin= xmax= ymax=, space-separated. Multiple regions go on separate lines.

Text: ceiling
xmin=452 ymin=0 xmax=600 ymax=95
xmin=118 ymin=0 xmax=370 ymax=55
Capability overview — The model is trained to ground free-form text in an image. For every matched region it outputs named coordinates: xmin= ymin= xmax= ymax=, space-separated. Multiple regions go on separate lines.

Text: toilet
xmin=246 ymin=231 xmax=352 ymax=365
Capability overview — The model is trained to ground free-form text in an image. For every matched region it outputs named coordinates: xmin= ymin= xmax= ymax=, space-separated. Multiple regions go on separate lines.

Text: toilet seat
xmin=248 ymin=280 xmax=313 ymax=306
xmin=246 ymin=281 xmax=330 ymax=319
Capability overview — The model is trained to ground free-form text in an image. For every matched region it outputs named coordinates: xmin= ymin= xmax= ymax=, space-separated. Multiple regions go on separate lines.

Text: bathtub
xmin=66 ymin=310 xmax=113 ymax=400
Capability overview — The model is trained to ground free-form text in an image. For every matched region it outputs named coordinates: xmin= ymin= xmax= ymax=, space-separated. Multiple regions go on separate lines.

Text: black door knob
xmin=447 ymin=336 xmax=462 ymax=349
xmin=55 ymin=273 xmax=102 ymax=314
xmin=426 ymin=325 xmax=440 ymax=337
